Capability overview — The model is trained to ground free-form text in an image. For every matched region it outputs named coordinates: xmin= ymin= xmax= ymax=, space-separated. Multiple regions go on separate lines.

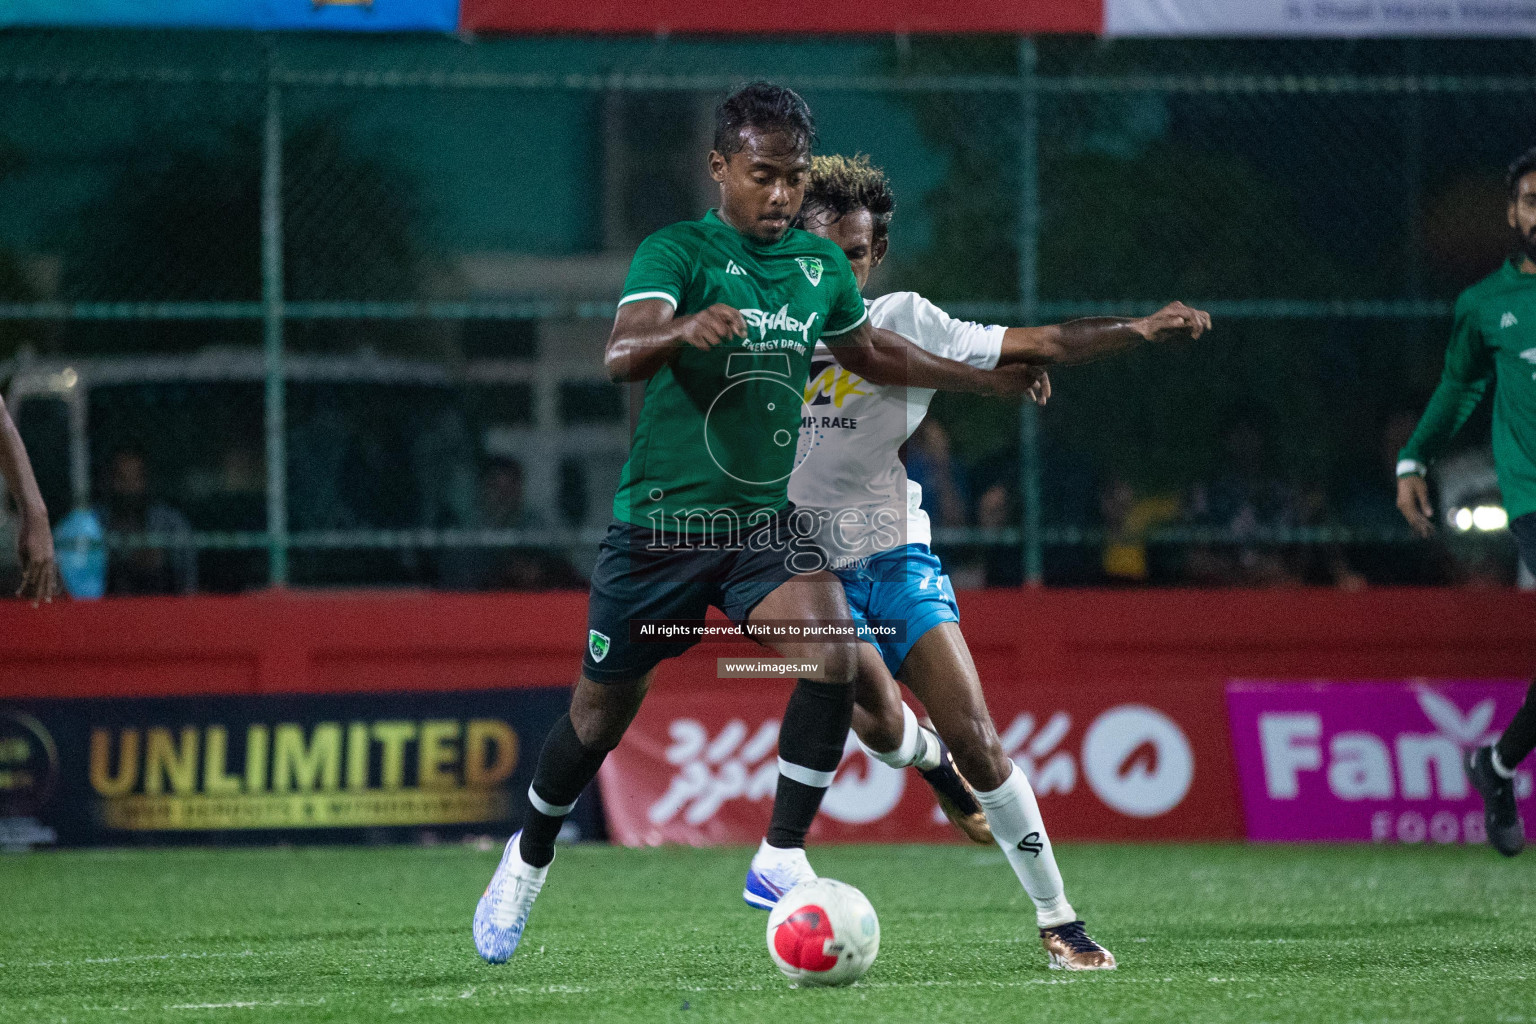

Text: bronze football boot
xmin=1041 ymin=921 xmax=1117 ymax=971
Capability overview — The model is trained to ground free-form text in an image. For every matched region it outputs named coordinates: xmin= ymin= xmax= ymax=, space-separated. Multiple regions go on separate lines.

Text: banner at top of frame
xmin=459 ymin=0 xmax=1102 ymax=34
xmin=1105 ymin=0 xmax=1536 ymax=36
xmin=0 ymin=0 xmax=459 ymax=31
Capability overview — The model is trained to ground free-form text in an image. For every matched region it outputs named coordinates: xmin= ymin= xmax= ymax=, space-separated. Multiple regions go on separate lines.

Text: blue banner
xmin=2 ymin=0 xmax=458 ymax=32
xmin=0 ymin=688 xmax=604 ymax=847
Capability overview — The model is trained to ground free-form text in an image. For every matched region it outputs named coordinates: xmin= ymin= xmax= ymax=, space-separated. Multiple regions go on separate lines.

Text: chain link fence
xmin=1 ymin=30 xmax=1529 ymax=592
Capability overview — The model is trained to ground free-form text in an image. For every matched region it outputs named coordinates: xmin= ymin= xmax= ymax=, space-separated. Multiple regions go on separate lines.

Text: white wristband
xmin=1396 ymin=459 xmax=1427 ymax=478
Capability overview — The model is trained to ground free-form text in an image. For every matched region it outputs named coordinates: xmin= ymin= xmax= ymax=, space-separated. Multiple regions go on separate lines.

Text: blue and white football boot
xmin=743 ymin=839 xmax=817 ymax=910
xmin=473 ymin=831 xmax=549 ymax=963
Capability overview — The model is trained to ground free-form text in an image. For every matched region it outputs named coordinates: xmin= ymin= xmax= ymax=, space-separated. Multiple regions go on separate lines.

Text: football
xmin=766 ymin=878 xmax=881 ymax=987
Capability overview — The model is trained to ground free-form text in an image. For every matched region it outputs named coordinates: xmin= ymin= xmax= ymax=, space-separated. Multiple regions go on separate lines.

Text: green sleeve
xmin=818 ymin=249 xmax=869 ymax=346
xmin=618 ymin=229 xmax=693 ymax=310
xmin=1397 ymin=292 xmax=1495 ymax=471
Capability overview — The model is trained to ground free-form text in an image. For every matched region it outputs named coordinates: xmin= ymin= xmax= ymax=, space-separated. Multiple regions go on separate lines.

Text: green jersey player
xmin=1398 ymin=147 xmax=1536 ymax=858
xmin=472 ymin=83 xmax=1045 ymax=964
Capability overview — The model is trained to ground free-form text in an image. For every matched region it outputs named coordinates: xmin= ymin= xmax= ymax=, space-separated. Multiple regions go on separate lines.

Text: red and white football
xmin=766 ymin=878 xmax=880 ymax=987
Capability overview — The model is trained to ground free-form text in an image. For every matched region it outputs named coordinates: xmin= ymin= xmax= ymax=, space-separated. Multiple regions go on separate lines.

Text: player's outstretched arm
xmin=998 ymin=301 xmax=1212 ymax=367
xmin=830 ymin=323 xmax=1046 ymax=398
xmin=603 ymin=300 xmax=746 ymax=382
xmin=0 ymin=394 xmax=61 ymax=604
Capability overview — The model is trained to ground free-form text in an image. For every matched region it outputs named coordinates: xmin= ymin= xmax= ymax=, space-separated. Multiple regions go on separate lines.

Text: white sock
xmin=1492 ymin=747 xmax=1517 ymax=779
xmin=913 ymin=727 xmax=942 ymax=771
xmin=754 ymin=838 xmax=809 ymax=869
xmin=974 ymin=763 xmax=1075 ymax=929
xmin=859 ymin=701 xmax=922 ymax=769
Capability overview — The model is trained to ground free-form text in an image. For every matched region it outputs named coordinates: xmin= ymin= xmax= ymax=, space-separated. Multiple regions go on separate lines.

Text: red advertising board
xmin=4 ymin=588 xmax=1533 ymax=846
xmin=461 ymin=0 xmax=1102 ymax=36
xmin=599 ymin=667 xmax=1243 ymax=845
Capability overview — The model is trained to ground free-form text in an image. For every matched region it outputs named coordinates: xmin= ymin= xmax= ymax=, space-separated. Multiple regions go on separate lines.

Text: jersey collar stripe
xmin=819 ymin=305 xmax=870 ymax=338
xmin=618 ymin=290 xmax=679 ymax=308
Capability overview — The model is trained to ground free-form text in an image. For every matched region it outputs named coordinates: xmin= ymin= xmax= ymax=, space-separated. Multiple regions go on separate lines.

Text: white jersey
xmin=788 ymin=291 xmax=1004 ymax=566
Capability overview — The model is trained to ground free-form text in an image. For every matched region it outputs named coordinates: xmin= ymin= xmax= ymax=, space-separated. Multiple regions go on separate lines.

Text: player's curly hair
xmin=713 ymin=81 xmax=817 ymax=157
xmin=1507 ymin=146 xmax=1536 ymax=199
xmin=797 ymin=154 xmax=896 ymax=245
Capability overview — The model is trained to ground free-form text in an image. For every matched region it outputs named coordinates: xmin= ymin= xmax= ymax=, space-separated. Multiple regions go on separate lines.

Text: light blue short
xmin=832 ymin=543 xmax=960 ymax=677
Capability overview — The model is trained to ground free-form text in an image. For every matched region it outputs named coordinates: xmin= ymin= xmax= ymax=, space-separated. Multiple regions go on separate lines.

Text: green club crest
xmin=795 ymin=257 xmax=823 ymax=287
xmin=588 ymin=630 xmax=611 ymax=663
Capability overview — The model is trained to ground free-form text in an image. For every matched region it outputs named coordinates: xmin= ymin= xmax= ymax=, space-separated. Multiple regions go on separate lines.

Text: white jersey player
xmin=742 ymin=154 xmax=1212 ymax=972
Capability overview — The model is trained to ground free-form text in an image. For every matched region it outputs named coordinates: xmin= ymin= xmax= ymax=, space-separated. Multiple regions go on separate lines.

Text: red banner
xmin=599 ymin=669 xmax=1243 ymax=845
xmin=461 ymin=0 xmax=1102 ymax=36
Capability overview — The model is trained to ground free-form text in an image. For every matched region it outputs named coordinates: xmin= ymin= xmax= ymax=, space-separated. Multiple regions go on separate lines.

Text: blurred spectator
xmin=1181 ymin=407 xmax=1308 ymax=586
xmin=1099 ymin=474 xmax=1181 ymax=585
xmin=974 ymin=482 xmax=1022 ymax=588
xmin=287 ymin=395 xmax=356 ymax=531
xmin=905 ymin=419 xmax=969 ymax=529
xmin=195 ymin=445 xmax=267 ymax=593
xmin=445 ymin=457 xmax=581 ymax=591
xmin=479 ymin=457 xmax=543 ymax=533
xmin=1337 ymin=410 xmax=1422 ymax=531
xmin=98 ymin=448 xmax=196 ymax=595
xmin=412 ymin=406 xmax=478 ymax=532
xmin=411 ymin=406 xmax=480 ymax=589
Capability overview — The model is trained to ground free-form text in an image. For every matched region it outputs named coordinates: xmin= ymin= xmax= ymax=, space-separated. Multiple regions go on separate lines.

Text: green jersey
xmin=1399 ymin=258 xmax=1536 ymax=522
xmin=611 ymin=209 xmax=868 ymax=531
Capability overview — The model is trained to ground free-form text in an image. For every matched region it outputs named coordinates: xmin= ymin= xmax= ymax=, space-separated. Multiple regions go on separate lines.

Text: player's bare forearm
xmin=831 ymin=325 xmax=1042 ymax=397
xmin=999 ymin=319 xmax=1142 ymax=367
xmin=604 ymin=302 xmax=690 ymax=382
xmin=1 ymin=395 xmax=62 ymax=603
xmin=998 ymin=302 xmax=1212 ymax=367
xmin=0 ymin=396 xmax=46 ymax=520
xmin=604 ymin=300 xmax=747 ymax=382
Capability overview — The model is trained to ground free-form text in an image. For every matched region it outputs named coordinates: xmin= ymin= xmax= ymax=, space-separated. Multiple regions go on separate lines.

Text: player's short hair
xmin=798 ymin=154 xmax=896 ymax=245
xmin=713 ymin=81 xmax=817 ymax=158
xmin=1507 ymin=146 xmax=1536 ymax=199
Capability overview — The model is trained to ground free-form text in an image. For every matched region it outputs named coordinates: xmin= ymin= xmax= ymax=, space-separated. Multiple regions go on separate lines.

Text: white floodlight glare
xmin=1450 ymin=505 xmax=1508 ymax=532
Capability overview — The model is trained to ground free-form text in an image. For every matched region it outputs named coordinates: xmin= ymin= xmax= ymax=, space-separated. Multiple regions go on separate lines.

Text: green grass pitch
xmin=2 ymin=842 xmax=1533 ymax=1023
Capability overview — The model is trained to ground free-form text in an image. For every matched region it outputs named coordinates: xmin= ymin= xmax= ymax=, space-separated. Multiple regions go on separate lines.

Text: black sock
xmin=1495 ymin=677 xmax=1536 ymax=771
xmin=766 ymin=679 xmax=854 ymax=850
xmin=520 ymin=714 xmax=610 ymax=868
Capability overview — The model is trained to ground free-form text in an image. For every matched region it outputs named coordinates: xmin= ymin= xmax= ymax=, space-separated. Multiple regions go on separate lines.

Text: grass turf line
xmin=1 ymin=842 xmax=1532 ymax=1023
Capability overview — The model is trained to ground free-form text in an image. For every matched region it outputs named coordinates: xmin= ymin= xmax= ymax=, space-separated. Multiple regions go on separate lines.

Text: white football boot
xmin=743 ymin=839 xmax=818 ymax=910
xmin=473 ymin=831 xmax=548 ymax=963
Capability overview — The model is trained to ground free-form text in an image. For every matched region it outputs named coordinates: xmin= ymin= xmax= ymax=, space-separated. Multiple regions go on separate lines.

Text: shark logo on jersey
xmin=795 ymin=257 xmax=823 ymax=287
xmin=1502 ymin=312 xmax=1520 ymax=329
xmin=726 ymin=260 xmax=747 ymax=276
xmin=739 ymin=305 xmax=818 ymax=346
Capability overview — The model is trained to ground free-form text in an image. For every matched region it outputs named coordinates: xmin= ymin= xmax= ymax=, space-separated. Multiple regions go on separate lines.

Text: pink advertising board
xmin=1226 ymin=680 xmax=1534 ymax=844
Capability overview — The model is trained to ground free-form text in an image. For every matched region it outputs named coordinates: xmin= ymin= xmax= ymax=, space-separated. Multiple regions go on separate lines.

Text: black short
xmin=581 ymin=508 xmax=826 ymax=683
xmin=1513 ymin=512 xmax=1536 ymax=576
